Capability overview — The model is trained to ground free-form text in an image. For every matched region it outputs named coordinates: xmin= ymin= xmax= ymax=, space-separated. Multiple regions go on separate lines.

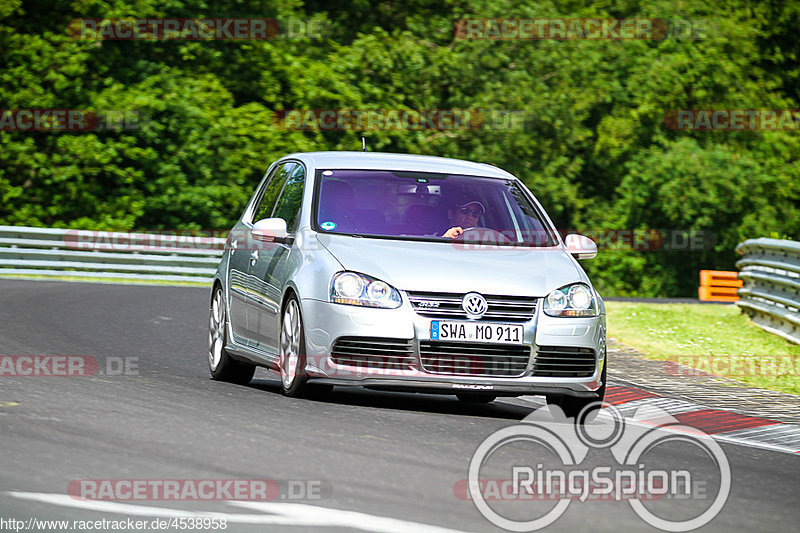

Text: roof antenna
xmin=361 ymin=136 xmax=368 ymax=152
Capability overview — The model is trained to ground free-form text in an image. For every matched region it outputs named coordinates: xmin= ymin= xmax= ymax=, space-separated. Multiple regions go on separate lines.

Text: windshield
xmin=314 ymin=169 xmax=555 ymax=246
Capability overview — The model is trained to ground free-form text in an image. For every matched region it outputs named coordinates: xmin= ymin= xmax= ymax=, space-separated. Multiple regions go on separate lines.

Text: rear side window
xmin=272 ymin=164 xmax=306 ymax=232
xmin=252 ymin=162 xmax=296 ymax=223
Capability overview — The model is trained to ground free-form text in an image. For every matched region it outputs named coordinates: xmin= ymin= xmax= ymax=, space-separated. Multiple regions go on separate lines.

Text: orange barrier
xmin=699 ymin=270 xmax=742 ymax=302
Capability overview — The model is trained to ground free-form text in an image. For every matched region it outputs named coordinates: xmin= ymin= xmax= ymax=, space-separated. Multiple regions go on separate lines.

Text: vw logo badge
xmin=462 ymin=292 xmax=488 ymax=319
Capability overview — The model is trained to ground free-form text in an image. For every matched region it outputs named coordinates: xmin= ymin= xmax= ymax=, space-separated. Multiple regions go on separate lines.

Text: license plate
xmin=430 ymin=321 xmax=524 ymax=344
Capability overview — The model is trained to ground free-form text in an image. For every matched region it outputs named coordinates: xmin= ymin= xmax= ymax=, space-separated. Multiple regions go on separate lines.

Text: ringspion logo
xmin=464 ymin=403 xmax=730 ymax=531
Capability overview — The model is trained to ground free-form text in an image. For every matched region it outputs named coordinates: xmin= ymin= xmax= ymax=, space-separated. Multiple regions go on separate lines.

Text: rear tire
xmin=547 ymin=350 xmax=607 ymax=420
xmin=456 ymin=394 xmax=497 ymax=403
xmin=208 ymin=285 xmax=256 ymax=385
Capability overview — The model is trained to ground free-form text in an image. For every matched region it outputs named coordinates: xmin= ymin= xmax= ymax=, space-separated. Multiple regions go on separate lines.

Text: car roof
xmin=280 ymin=151 xmax=517 ymax=180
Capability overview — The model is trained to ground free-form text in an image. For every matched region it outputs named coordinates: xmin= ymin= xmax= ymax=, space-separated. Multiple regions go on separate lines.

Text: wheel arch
xmin=281 ymin=285 xmax=300 ymax=313
xmin=210 ymin=278 xmax=223 ymax=308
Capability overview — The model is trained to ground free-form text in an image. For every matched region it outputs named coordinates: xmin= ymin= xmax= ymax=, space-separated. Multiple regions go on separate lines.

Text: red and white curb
xmin=518 ymin=384 xmax=800 ymax=455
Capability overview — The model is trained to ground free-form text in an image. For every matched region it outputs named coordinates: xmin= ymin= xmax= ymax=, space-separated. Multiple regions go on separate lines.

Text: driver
xmin=442 ymin=199 xmax=486 ymax=238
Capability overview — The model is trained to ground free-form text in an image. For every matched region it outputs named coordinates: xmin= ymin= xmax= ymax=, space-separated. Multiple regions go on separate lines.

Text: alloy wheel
xmin=208 ymin=287 xmax=225 ymax=371
xmin=280 ymin=298 xmax=302 ymax=389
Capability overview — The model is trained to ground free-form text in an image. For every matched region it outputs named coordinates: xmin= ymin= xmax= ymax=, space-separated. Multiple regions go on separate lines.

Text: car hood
xmin=315 ymin=234 xmax=586 ymax=296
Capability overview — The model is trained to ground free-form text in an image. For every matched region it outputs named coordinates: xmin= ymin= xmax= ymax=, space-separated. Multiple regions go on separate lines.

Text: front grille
xmin=407 ymin=291 xmax=537 ymax=322
xmin=532 ymin=346 xmax=596 ymax=377
xmin=419 ymin=341 xmax=531 ymax=377
xmin=330 ymin=337 xmax=415 ymax=370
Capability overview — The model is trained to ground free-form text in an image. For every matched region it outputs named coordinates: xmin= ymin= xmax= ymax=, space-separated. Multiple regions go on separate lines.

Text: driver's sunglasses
xmin=459 ymin=207 xmax=483 ymax=217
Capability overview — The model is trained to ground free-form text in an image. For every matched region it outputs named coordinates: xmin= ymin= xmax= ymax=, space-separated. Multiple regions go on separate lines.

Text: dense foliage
xmin=1 ymin=0 xmax=798 ymax=296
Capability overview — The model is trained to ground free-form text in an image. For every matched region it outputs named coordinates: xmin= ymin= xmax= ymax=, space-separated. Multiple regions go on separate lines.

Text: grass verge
xmin=605 ymin=301 xmax=800 ymax=396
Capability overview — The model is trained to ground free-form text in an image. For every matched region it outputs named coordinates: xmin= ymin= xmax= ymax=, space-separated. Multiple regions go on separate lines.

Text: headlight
xmin=330 ymin=272 xmax=402 ymax=309
xmin=543 ymin=283 xmax=597 ymax=317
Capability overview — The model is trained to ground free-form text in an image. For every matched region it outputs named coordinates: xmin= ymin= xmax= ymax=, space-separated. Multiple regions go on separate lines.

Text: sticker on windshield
xmin=320 ymin=221 xmax=337 ymax=230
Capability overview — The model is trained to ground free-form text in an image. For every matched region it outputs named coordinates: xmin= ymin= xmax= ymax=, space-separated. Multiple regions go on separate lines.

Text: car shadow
xmin=247 ymin=376 xmax=539 ymax=421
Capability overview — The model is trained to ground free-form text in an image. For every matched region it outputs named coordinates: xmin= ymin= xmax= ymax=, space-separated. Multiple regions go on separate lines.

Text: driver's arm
xmin=443 ymin=227 xmax=464 ymax=238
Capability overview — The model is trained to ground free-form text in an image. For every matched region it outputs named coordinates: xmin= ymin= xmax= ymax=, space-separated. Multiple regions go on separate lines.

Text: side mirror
xmin=565 ymin=234 xmax=597 ymax=260
xmin=252 ymin=218 xmax=291 ymax=244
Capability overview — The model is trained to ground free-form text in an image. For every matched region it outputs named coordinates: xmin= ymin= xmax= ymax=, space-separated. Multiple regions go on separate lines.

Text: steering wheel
xmin=457 ymin=227 xmax=513 ymax=244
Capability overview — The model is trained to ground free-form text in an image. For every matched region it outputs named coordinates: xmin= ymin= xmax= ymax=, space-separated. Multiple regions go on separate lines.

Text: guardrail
xmin=736 ymin=238 xmax=800 ymax=344
xmin=0 ymin=225 xmax=225 ymax=284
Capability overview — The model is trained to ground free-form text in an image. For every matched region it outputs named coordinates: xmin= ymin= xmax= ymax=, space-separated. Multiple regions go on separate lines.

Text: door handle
xmin=230 ymin=238 xmax=238 ymax=254
xmin=250 ymin=250 xmax=258 ymax=266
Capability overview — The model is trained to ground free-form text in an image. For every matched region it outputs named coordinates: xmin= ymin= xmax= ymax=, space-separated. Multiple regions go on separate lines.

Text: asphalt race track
xmin=1 ymin=279 xmax=798 ymax=532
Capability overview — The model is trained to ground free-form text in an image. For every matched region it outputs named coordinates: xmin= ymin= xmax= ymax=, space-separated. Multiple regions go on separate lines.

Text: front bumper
xmin=300 ymin=297 xmax=606 ymax=397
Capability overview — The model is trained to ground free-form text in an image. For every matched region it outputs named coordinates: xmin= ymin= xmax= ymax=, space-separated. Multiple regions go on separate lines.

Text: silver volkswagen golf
xmin=208 ymin=151 xmax=606 ymax=415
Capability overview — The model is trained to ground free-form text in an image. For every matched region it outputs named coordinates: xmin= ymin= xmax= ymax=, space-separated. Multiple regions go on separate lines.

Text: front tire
xmin=279 ymin=296 xmax=310 ymax=397
xmin=208 ymin=285 xmax=256 ymax=384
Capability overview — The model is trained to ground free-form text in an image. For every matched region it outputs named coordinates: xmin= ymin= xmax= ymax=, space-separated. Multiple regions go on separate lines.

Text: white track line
xmin=6 ymin=492 xmax=473 ymax=533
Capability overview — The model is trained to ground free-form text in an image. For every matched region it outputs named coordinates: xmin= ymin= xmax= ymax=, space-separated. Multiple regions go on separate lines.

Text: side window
xmin=252 ymin=162 xmax=296 ymax=223
xmin=272 ymin=164 xmax=306 ymax=232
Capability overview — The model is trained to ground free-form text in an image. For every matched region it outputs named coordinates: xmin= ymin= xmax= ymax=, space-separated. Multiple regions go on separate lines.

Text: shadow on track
xmin=246 ymin=377 xmax=536 ymax=421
